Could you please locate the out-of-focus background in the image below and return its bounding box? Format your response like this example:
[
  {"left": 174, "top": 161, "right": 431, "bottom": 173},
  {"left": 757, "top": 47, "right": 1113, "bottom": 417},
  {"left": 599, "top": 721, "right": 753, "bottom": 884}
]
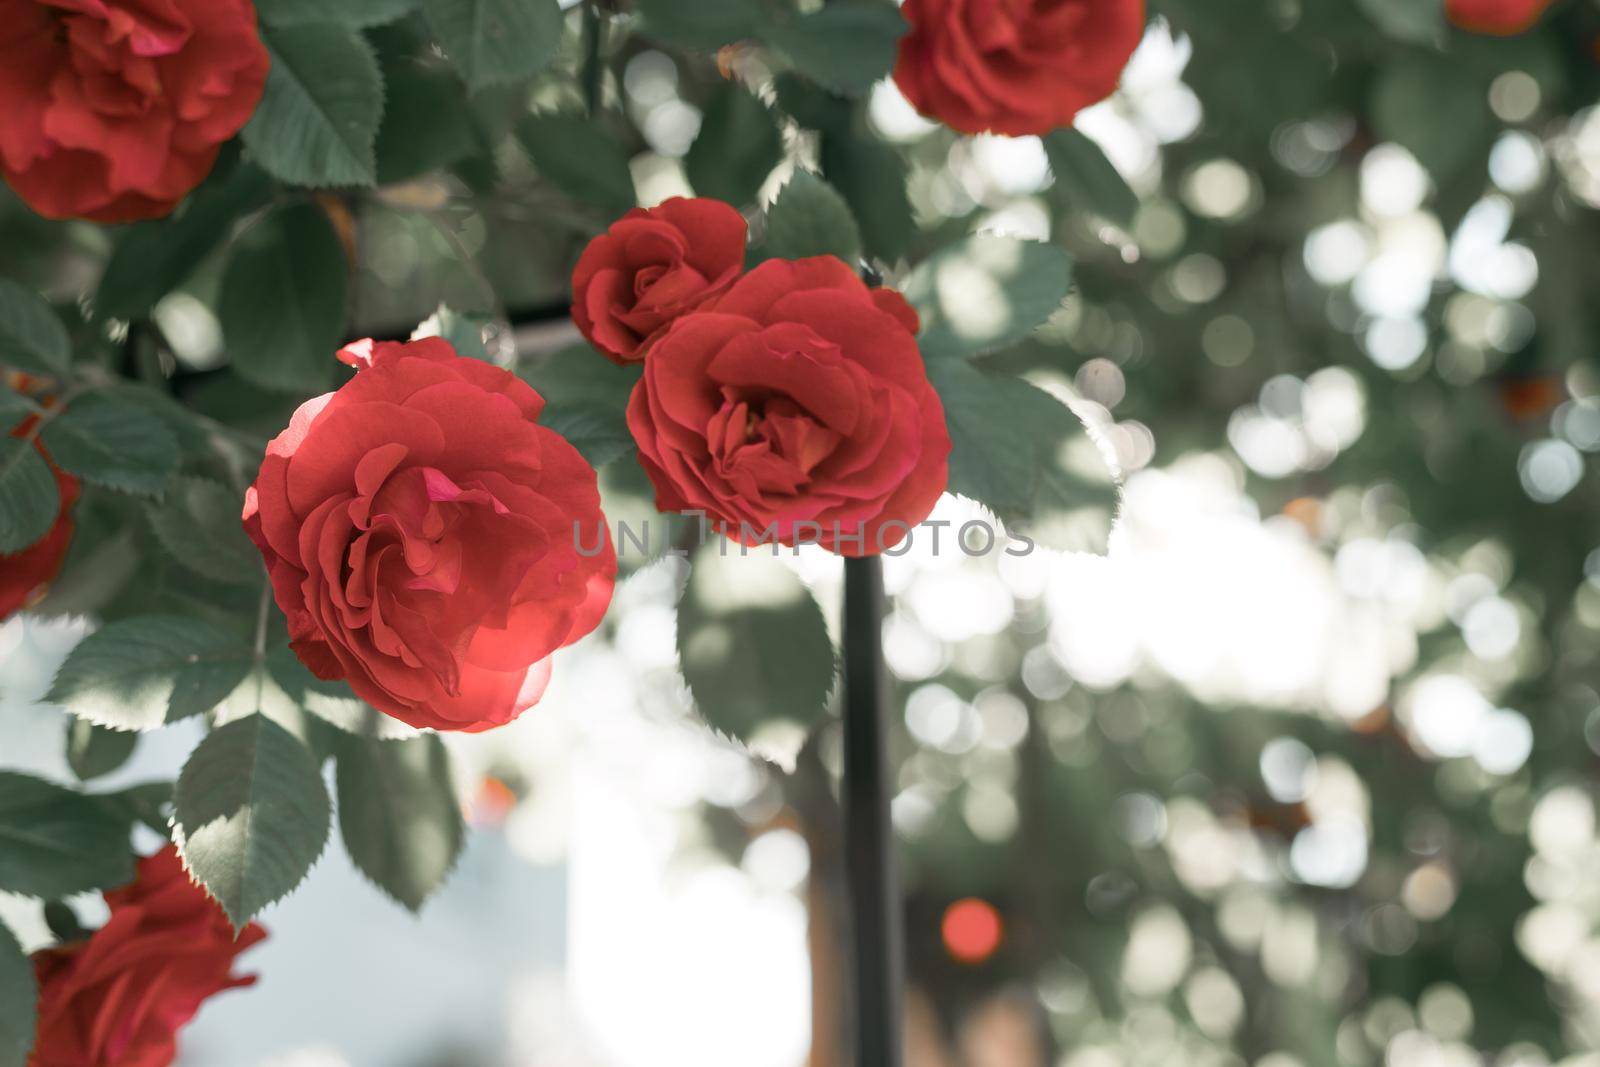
[{"left": 8, "top": 0, "right": 1600, "bottom": 1064}]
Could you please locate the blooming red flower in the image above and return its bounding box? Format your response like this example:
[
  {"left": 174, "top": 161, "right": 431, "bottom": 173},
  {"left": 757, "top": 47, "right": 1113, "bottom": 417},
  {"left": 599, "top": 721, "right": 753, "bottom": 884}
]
[
  {"left": 244, "top": 337, "right": 616, "bottom": 733},
  {"left": 0, "top": 0, "right": 270, "bottom": 222},
  {"left": 29, "top": 846, "right": 264, "bottom": 1067},
  {"left": 1, "top": 396, "right": 79, "bottom": 620},
  {"left": 893, "top": 0, "right": 1145, "bottom": 136},
  {"left": 626, "top": 257, "right": 950, "bottom": 556},
  {"left": 1445, "top": 0, "right": 1554, "bottom": 34},
  {"left": 571, "top": 197, "right": 748, "bottom": 365}
]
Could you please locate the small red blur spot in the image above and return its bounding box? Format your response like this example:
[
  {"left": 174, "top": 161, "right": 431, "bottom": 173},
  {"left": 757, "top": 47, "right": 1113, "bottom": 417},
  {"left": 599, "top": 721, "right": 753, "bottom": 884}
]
[
  {"left": 470, "top": 775, "right": 518, "bottom": 827},
  {"left": 942, "top": 898, "right": 1003, "bottom": 964},
  {"left": 1498, "top": 376, "right": 1563, "bottom": 421}
]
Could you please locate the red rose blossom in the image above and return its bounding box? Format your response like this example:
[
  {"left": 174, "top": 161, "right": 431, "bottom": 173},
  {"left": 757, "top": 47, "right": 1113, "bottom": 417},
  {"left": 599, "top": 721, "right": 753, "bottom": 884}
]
[
  {"left": 1, "top": 400, "right": 79, "bottom": 620},
  {"left": 0, "top": 0, "right": 270, "bottom": 222},
  {"left": 626, "top": 256, "right": 950, "bottom": 556},
  {"left": 1445, "top": 0, "right": 1553, "bottom": 34},
  {"left": 29, "top": 846, "right": 265, "bottom": 1067},
  {"left": 243, "top": 337, "right": 616, "bottom": 733},
  {"left": 571, "top": 196, "right": 748, "bottom": 365},
  {"left": 893, "top": 0, "right": 1145, "bottom": 136}
]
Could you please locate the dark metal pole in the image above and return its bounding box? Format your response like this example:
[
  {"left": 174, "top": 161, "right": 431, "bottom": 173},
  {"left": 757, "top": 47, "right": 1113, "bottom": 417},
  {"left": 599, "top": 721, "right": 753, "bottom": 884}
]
[
  {"left": 841, "top": 554, "right": 903, "bottom": 1067},
  {"left": 581, "top": 1, "right": 604, "bottom": 117}
]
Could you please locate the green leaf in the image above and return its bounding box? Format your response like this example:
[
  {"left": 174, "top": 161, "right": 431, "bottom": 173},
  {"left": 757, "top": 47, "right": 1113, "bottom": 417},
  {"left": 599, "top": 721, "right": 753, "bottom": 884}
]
[
  {"left": 220, "top": 203, "right": 348, "bottom": 394},
  {"left": 517, "top": 113, "right": 637, "bottom": 217},
  {"left": 820, "top": 132, "right": 915, "bottom": 261},
  {"left": 47, "top": 615, "right": 256, "bottom": 731},
  {"left": 96, "top": 162, "right": 274, "bottom": 322},
  {"left": 765, "top": 4, "right": 907, "bottom": 98},
  {"left": 928, "top": 360, "right": 1117, "bottom": 554},
  {"left": 0, "top": 920, "right": 36, "bottom": 1067},
  {"left": 687, "top": 83, "right": 784, "bottom": 207},
  {"left": 336, "top": 733, "right": 464, "bottom": 911},
  {"left": 242, "top": 24, "right": 385, "bottom": 187},
  {"left": 67, "top": 719, "right": 139, "bottom": 781},
  {"left": 903, "top": 234, "right": 1074, "bottom": 361},
  {"left": 763, "top": 170, "right": 861, "bottom": 265},
  {"left": 541, "top": 402, "right": 635, "bottom": 468},
  {"left": 422, "top": 0, "right": 563, "bottom": 92},
  {"left": 677, "top": 548, "right": 837, "bottom": 743},
  {"left": 634, "top": 0, "right": 766, "bottom": 49},
  {"left": 174, "top": 713, "right": 332, "bottom": 928},
  {"left": 1044, "top": 129, "right": 1139, "bottom": 228},
  {"left": 928, "top": 359, "right": 1035, "bottom": 516},
  {"left": 39, "top": 395, "right": 178, "bottom": 496},
  {"left": 375, "top": 61, "right": 480, "bottom": 185},
  {"left": 0, "top": 280, "right": 70, "bottom": 377},
  {"left": 256, "top": 0, "right": 418, "bottom": 27},
  {"left": 0, "top": 771, "right": 135, "bottom": 898},
  {"left": 96, "top": 381, "right": 216, "bottom": 455},
  {"left": 0, "top": 438, "right": 59, "bottom": 554},
  {"left": 147, "top": 477, "right": 258, "bottom": 585}
]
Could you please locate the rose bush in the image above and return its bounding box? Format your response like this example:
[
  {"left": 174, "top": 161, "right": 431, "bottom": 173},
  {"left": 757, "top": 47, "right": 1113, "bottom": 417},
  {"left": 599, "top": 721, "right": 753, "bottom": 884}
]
[
  {"left": 626, "top": 256, "right": 950, "bottom": 556},
  {"left": 893, "top": 0, "right": 1145, "bottom": 136},
  {"left": 28, "top": 846, "right": 264, "bottom": 1067},
  {"left": 0, "top": 0, "right": 269, "bottom": 222},
  {"left": 243, "top": 337, "right": 616, "bottom": 733},
  {"left": 570, "top": 197, "right": 748, "bottom": 365},
  {"left": 1444, "top": 0, "right": 1553, "bottom": 33},
  {"left": 0, "top": 0, "right": 1129, "bottom": 1038}
]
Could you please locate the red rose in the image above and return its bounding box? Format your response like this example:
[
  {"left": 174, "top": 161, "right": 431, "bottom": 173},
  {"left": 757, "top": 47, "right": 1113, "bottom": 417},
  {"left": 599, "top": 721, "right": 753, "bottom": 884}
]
[
  {"left": 1, "top": 402, "right": 79, "bottom": 620},
  {"left": 29, "top": 846, "right": 265, "bottom": 1067},
  {"left": 571, "top": 197, "right": 748, "bottom": 365},
  {"left": 1445, "top": 0, "right": 1553, "bottom": 33},
  {"left": 626, "top": 257, "right": 950, "bottom": 556},
  {"left": 893, "top": 0, "right": 1145, "bottom": 136},
  {"left": 0, "top": 0, "right": 270, "bottom": 223},
  {"left": 243, "top": 337, "right": 616, "bottom": 733}
]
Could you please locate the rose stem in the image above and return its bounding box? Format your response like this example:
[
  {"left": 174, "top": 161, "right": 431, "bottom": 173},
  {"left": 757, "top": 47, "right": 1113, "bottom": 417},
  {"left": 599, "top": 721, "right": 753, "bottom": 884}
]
[{"left": 842, "top": 553, "right": 904, "bottom": 1067}]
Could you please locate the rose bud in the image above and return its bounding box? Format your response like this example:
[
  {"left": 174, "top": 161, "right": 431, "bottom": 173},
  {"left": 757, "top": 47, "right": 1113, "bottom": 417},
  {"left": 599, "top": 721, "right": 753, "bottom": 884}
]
[
  {"left": 626, "top": 256, "right": 951, "bottom": 556},
  {"left": 893, "top": 0, "right": 1145, "bottom": 136},
  {"left": 243, "top": 337, "right": 617, "bottom": 733},
  {"left": 0, "top": 0, "right": 270, "bottom": 222},
  {"left": 571, "top": 196, "right": 748, "bottom": 365},
  {"left": 29, "top": 846, "right": 265, "bottom": 1067}
]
